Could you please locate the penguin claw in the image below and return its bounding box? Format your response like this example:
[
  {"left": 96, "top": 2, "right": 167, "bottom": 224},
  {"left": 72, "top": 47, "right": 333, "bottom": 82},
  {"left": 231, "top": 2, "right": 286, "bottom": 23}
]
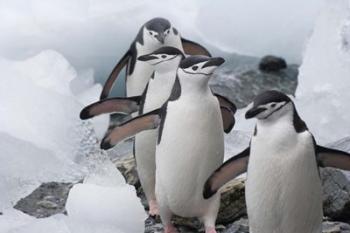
[
  {"left": 148, "top": 200, "right": 160, "bottom": 216},
  {"left": 205, "top": 227, "right": 217, "bottom": 233},
  {"left": 164, "top": 224, "right": 178, "bottom": 233}
]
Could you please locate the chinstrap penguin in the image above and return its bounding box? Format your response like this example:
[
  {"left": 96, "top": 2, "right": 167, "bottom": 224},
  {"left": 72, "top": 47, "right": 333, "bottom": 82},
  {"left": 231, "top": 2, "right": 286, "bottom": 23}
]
[
  {"left": 79, "top": 50, "right": 236, "bottom": 218},
  {"left": 203, "top": 90, "right": 350, "bottom": 233},
  {"left": 100, "top": 17, "right": 211, "bottom": 100},
  {"left": 99, "top": 56, "right": 229, "bottom": 233}
]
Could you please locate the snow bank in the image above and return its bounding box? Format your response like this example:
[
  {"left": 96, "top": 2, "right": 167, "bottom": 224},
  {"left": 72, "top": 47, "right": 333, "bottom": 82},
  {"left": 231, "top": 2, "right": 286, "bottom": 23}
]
[{"left": 296, "top": 0, "right": 350, "bottom": 144}]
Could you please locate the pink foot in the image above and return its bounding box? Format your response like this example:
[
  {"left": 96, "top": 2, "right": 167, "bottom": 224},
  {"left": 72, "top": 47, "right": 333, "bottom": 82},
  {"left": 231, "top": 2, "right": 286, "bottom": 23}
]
[
  {"left": 164, "top": 224, "right": 179, "bottom": 233},
  {"left": 148, "top": 200, "right": 159, "bottom": 216},
  {"left": 205, "top": 226, "right": 217, "bottom": 233}
]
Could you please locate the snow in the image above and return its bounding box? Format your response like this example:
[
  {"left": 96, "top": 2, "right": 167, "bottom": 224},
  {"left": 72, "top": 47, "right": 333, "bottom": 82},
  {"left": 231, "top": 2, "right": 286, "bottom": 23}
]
[
  {"left": 0, "top": 50, "right": 144, "bottom": 233},
  {"left": 296, "top": 0, "right": 350, "bottom": 144}
]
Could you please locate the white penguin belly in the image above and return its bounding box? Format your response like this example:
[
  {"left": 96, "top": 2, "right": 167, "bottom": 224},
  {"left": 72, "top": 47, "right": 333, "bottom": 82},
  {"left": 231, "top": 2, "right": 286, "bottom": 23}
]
[
  {"left": 246, "top": 129, "right": 322, "bottom": 233},
  {"left": 134, "top": 73, "right": 177, "bottom": 200},
  {"left": 126, "top": 62, "right": 153, "bottom": 97},
  {"left": 155, "top": 96, "right": 224, "bottom": 217}
]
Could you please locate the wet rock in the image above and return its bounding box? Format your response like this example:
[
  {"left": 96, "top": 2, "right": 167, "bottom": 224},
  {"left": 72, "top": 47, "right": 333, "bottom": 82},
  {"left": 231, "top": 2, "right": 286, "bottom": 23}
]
[
  {"left": 259, "top": 55, "right": 287, "bottom": 72},
  {"left": 210, "top": 53, "right": 298, "bottom": 108},
  {"left": 217, "top": 179, "right": 246, "bottom": 224},
  {"left": 14, "top": 182, "right": 74, "bottom": 218},
  {"left": 322, "top": 168, "right": 350, "bottom": 222},
  {"left": 322, "top": 221, "right": 350, "bottom": 233}
]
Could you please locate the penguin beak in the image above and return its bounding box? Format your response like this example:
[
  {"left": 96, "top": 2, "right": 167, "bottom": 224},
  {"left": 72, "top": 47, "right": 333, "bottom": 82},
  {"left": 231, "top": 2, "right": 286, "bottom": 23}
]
[
  {"left": 138, "top": 54, "right": 158, "bottom": 62},
  {"left": 245, "top": 107, "right": 266, "bottom": 119},
  {"left": 202, "top": 57, "right": 225, "bottom": 68},
  {"left": 156, "top": 33, "right": 165, "bottom": 44}
]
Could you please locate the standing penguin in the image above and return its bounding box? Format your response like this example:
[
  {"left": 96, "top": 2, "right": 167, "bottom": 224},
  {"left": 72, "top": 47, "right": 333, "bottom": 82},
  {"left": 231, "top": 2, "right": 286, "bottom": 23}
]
[
  {"left": 99, "top": 56, "right": 228, "bottom": 233},
  {"left": 80, "top": 51, "right": 236, "bottom": 218},
  {"left": 203, "top": 90, "right": 350, "bottom": 233},
  {"left": 100, "top": 17, "right": 211, "bottom": 100},
  {"left": 131, "top": 46, "right": 185, "bottom": 216}
]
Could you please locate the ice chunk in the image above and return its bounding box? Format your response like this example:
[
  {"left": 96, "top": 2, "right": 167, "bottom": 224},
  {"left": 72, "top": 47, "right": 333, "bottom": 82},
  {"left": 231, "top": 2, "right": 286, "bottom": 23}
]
[
  {"left": 0, "top": 132, "right": 82, "bottom": 210},
  {"left": 66, "top": 183, "right": 145, "bottom": 233},
  {"left": 296, "top": 0, "right": 350, "bottom": 144}
]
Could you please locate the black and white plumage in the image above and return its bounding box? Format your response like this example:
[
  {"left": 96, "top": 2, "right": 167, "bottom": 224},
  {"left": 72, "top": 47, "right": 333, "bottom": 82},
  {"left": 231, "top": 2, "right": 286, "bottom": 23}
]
[
  {"left": 98, "top": 56, "right": 229, "bottom": 233},
  {"left": 203, "top": 90, "right": 350, "bottom": 233},
  {"left": 100, "top": 17, "right": 211, "bottom": 100}
]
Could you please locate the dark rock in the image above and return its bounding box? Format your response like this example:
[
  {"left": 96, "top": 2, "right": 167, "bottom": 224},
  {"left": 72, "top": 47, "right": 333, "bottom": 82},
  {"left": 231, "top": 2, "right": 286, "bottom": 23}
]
[
  {"left": 210, "top": 53, "right": 298, "bottom": 108},
  {"left": 322, "top": 168, "right": 350, "bottom": 222},
  {"left": 322, "top": 221, "right": 350, "bottom": 233},
  {"left": 259, "top": 55, "right": 287, "bottom": 72},
  {"left": 14, "top": 182, "right": 74, "bottom": 218}
]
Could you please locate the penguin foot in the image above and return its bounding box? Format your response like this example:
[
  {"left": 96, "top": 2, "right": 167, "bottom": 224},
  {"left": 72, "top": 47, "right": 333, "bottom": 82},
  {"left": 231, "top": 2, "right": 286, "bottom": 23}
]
[
  {"left": 205, "top": 226, "right": 217, "bottom": 233},
  {"left": 164, "top": 224, "right": 178, "bottom": 233},
  {"left": 148, "top": 199, "right": 160, "bottom": 216}
]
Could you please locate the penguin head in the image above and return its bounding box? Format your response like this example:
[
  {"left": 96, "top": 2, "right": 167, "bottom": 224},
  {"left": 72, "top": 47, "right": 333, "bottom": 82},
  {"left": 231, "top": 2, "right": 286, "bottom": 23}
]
[
  {"left": 177, "top": 56, "right": 225, "bottom": 83},
  {"left": 143, "top": 17, "right": 175, "bottom": 45},
  {"left": 138, "top": 46, "right": 184, "bottom": 72},
  {"left": 245, "top": 90, "right": 293, "bottom": 120}
]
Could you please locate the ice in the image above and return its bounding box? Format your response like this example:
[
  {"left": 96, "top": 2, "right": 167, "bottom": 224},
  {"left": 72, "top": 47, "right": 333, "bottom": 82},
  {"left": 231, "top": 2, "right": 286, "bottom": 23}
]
[
  {"left": 0, "top": 0, "right": 325, "bottom": 89},
  {"left": 0, "top": 132, "right": 80, "bottom": 210},
  {"left": 196, "top": 0, "right": 324, "bottom": 64},
  {"left": 0, "top": 50, "right": 141, "bottom": 233},
  {"left": 66, "top": 183, "right": 145, "bottom": 233},
  {"left": 296, "top": 0, "right": 350, "bottom": 144}
]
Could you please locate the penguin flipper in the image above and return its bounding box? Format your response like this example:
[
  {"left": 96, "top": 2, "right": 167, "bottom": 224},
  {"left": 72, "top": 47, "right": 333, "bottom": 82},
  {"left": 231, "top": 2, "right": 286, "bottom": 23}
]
[
  {"left": 316, "top": 145, "right": 350, "bottom": 170},
  {"left": 203, "top": 147, "right": 250, "bottom": 199},
  {"left": 214, "top": 93, "right": 237, "bottom": 133},
  {"left": 181, "top": 38, "right": 211, "bottom": 57},
  {"left": 80, "top": 96, "right": 142, "bottom": 120},
  {"left": 100, "top": 109, "right": 163, "bottom": 150},
  {"left": 100, "top": 50, "right": 131, "bottom": 100}
]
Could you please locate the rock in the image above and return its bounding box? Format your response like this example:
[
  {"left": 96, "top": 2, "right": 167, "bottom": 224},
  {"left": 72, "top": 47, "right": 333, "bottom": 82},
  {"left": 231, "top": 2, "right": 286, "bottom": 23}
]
[
  {"left": 14, "top": 182, "right": 74, "bottom": 218},
  {"left": 322, "top": 137, "right": 350, "bottom": 222},
  {"left": 223, "top": 218, "right": 350, "bottom": 233},
  {"left": 322, "top": 221, "right": 350, "bottom": 233},
  {"left": 259, "top": 55, "right": 287, "bottom": 72},
  {"left": 210, "top": 53, "right": 298, "bottom": 108},
  {"left": 217, "top": 179, "right": 246, "bottom": 224},
  {"left": 223, "top": 218, "right": 249, "bottom": 233},
  {"left": 322, "top": 168, "right": 350, "bottom": 222}
]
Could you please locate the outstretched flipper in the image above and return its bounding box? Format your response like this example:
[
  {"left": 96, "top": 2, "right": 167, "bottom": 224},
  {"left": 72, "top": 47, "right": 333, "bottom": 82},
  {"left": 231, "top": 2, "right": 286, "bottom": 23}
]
[
  {"left": 214, "top": 94, "right": 237, "bottom": 133},
  {"left": 100, "top": 108, "right": 164, "bottom": 150},
  {"left": 203, "top": 147, "right": 250, "bottom": 199},
  {"left": 100, "top": 50, "right": 131, "bottom": 100},
  {"left": 80, "top": 96, "right": 141, "bottom": 120},
  {"left": 181, "top": 38, "right": 211, "bottom": 57},
  {"left": 316, "top": 145, "right": 350, "bottom": 170}
]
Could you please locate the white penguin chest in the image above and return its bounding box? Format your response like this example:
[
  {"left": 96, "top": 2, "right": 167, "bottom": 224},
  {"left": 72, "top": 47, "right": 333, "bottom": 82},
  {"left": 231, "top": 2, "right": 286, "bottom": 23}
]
[
  {"left": 155, "top": 94, "right": 224, "bottom": 216},
  {"left": 143, "top": 73, "right": 176, "bottom": 112},
  {"left": 246, "top": 122, "right": 323, "bottom": 233}
]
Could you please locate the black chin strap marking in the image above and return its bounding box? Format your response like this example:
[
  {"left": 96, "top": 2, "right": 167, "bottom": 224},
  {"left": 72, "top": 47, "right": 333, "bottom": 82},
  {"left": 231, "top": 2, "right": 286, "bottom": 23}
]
[{"left": 262, "top": 102, "right": 287, "bottom": 120}]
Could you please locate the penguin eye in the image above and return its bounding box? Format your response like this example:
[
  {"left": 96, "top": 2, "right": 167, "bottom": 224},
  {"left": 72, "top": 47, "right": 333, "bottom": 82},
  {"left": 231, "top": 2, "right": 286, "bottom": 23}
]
[
  {"left": 161, "top": 55, "right": 167, "bottom": 59},
  {"left": 165, "top": 29, "right": 170, "bottom": 34},
  {"left": 149, "top": 31, "right": 153, "bottom": 36},
  {"left": 271, "top": 103, "right": 276, "bottom": 108},
  {"left": 192, "top": 66, "right": 198, "bottom": 71}
]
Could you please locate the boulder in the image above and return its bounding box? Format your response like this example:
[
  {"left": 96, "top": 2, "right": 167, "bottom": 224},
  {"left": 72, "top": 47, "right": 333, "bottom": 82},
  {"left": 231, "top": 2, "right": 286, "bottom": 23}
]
[
  {"left": 210, "top": 53, "right": 298, "bottom": 108},
  {"left": 259, "top": 55, "right": 287, "bottom": 72}
]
